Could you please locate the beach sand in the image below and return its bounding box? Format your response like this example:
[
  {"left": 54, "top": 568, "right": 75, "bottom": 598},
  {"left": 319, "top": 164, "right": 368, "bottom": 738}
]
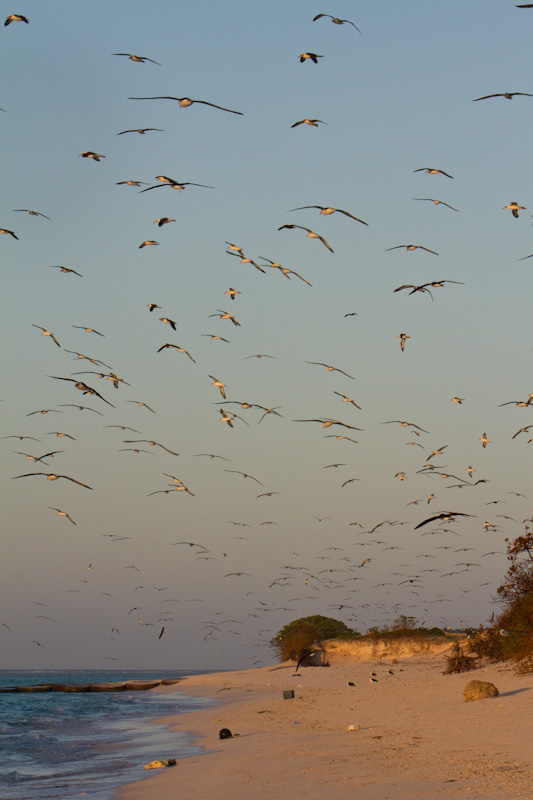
[{"left": 118, "top": 651, "right": 533, "bottom": 800}]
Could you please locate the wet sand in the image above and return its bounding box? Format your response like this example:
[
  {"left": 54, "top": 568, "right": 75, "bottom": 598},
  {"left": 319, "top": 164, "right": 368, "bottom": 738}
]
[{"left": 118, "top": 653, "right": 533, "bottom": 799}]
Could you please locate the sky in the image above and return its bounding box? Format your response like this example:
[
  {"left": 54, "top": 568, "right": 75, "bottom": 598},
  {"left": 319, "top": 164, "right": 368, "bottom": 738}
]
[{"left": 1, "top": 0, "right": 532, "bottom": 671}]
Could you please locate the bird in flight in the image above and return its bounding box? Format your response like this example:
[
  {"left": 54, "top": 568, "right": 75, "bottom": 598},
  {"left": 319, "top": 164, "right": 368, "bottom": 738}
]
[
  {"left": 117, "top": 128, "right": 163, "bottom": 135},
  {"left": 48, "top": 507, "right": 76, "bottom": 525},
  {"left": 397, "top": 333, "right": 410, "bottom": 351},
  {"left": 306, "top": 361, "right": 356, "bottom": 380},
  {"left": 298, "top": 53, "right": 324, "bottom": 63},
  {"left": 209, "top": 309, "right": 241, "bottom": 326},
  {"left": 209, "top": 376, "right": 227, "bottom": 399},
  {"left": 1, "top": 228, "right": 19, "bottom": 239},
  {"left": 14, "top": 209, "right": 51, "bottom": 219},
  {"left": 48, "top": 377, "right": 115, "bottom": 407},
  {"left": 140, "top": 179, "right": 214, "bottom": 193},
  {"left": 154, "top": 217, "right": 175, "bottom": 227},
  {"left": 473, "top": 91, "right": 533, "bottom": 101},
  {"left": 126, "top": 401, "right": 155, "bottom": 412},
  {"left": 413, "top": 168, "right": 454, "bottom": 178},
  {"left": 386, "top": 244, "right": 438, "bottom": 255},
  {"left": 157, "top": 344, "right": 196, "bottom": 362},
  {"left": 414, "top": 511, "right": 474, "bottom": 529},
  {"left": 124, "top": 440, "right": 179, "bottom": 455},
  {"left": 278, "top": 224, "right": 333, "bottom": 252},
  {"left": 293, "top": 418, "right": 363, "bottom": 430},
  {"left": 117, "top": 180, "right": 149, "bottom": 186},
  {"left": 32, "top": 325, "right": 61, "bottom": 347},
  {"left": 128, "top": 96, "right": 243, "bottom": 114},
  {"left": 479, "top": 432, "right": 491, "bottom": 448},
  {"left": 224, "top": 470, "right": 264, "bottom": 486},
  {"left": 313, "top": 14, "right": 361, "bottom": 33},
  {"left": 160, "top": 317, "right": 177, "bottom": 330},
  {"left": 412, "top": 198, "right": 459, "bottom": 211},
  {"left": 333, "top": 391, "right": 361, "bottom": 408},
  {"left": 291, "top": 119, "right": 327, "bottom": 128},
  {"left": 51, "top": 266, "right": 83, "bottom": 276},
  {"left": 503, "top": 202, "right": 526, "bottom": 218},
  {"left": 79, "top": 152, "right": 105, "bottom": 161},
  {"left": 14, "top": 450, "right": 64, "bottom": 465},
  {"left": 5, "top": 14, "right": 29, "bottom": 25},
  {"left": 113, "top": 53, "right": 160, "bottom": 64},
  {"left": 382, "top": 420, "right": 429, "bottom": 432},
  {"left": 288, "top": 205, "right": 368, "bottom": 225},
  {"left": 72, "top": 326, "right": 104, "bottom": 336},
  {"left": 12, "top": 473, "right": 93, "bottom": 489},
  {"left": 394, "top": 280, "right": 464, "bottom": 300},
  {"left": 139, "top": 240, "right": 159, "bottom": 248}
]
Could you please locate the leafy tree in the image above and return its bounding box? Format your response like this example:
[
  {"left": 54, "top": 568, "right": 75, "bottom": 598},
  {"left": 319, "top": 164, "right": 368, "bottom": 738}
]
[
  {"left": 485, "top": 522, "right": 533, "bottom": 671},
  {"left": 497, "top": 524, "right": 533, "bottom": 604},
  {"left": 270, "top": 615, "right": 359, "bottom": 663}
]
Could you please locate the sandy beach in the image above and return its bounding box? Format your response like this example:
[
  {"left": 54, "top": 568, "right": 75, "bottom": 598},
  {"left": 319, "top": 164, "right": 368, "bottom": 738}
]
[{"left": 118, "top": 648, "right": 532, "bottom": 800}]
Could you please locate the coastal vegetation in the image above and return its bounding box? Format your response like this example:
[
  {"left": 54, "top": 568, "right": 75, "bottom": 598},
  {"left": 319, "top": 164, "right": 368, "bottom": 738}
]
[
  {"left": 466, "top": 524, "right": 533, "bottom": 673},
  {"left": 269, "top": 615, "right": 359, "bottom": 663},
  {"left": 365, "top": 615, "right": 444, "bottom": 639},
  {"left": 270, "top": 614, "right": 447, "bottom": 664}
]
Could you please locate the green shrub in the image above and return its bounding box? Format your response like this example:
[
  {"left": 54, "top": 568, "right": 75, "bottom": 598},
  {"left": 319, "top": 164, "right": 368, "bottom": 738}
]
[
  {"left": 270, "top": 615, "right": 359, "bottom": 663},
  {"left": 365, "top": 616, "right": 444, "bottom": 640}
]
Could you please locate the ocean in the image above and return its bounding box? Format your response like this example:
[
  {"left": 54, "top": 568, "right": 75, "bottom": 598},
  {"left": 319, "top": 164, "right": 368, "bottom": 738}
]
[{"left": 0, "top": 669, "right": 216, "bottom": 800}]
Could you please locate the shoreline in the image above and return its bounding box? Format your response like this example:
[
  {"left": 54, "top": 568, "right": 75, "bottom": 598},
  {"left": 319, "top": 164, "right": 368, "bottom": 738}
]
[{"left": 117, "top": 653, "right": 533, "bottom": 800}]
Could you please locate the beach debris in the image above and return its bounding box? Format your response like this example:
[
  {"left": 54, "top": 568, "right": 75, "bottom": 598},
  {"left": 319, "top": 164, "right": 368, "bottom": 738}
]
[
  {"left": 463, "top": 680, "right": 499, "bottom": 702},
  {"left": 283, "top": 689, "right": 295, "bottom": 699},
  {"left": 347, "top": 724, "right": 359, "bottom": 731},
  {"left": 443, "top": 641, "right": 478, "bottom": 674},
  {"left": 219, "top": 728, "right": 233, "bottom": 739},
  {"left": 143, "top": 758, "right": 176, "bottom": 769}
]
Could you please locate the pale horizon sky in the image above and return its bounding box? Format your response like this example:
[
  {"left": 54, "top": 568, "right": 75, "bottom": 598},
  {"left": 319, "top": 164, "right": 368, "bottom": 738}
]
[{"left": 1, "top": 0, "right": 532, "bottom": 671}]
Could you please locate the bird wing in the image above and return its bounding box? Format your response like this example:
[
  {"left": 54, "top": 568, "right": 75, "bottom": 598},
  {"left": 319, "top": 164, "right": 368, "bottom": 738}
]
[{"left": 336, "top": 209, "right": 368, "bottom": 225}]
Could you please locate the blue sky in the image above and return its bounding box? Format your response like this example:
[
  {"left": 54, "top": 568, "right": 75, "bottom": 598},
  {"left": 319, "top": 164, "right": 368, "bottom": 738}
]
[{"left": 1, "top": 0, "right": 532, "bottom": 669}]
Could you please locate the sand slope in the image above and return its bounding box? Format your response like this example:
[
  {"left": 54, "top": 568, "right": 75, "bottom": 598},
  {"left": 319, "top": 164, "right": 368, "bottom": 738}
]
[{"left": 119, "top": 653, "right": 533, "bottom": 800}]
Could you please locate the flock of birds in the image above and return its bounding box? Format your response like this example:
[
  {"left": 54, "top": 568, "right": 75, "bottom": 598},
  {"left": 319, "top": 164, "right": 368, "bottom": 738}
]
[{"left": 2, "top": 5, "right": 532, "bottom": 668}]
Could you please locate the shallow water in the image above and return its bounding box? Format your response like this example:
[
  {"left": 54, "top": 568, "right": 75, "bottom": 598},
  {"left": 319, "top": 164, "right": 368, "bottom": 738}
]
[{"left": 0, "top": 669, "right": 215, "bottom": 800}]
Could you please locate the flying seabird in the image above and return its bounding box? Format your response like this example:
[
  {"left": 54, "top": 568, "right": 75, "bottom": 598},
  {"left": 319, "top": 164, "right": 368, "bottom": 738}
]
[
  {"left": 503, "top": 202, "right": 526, "bottom": 218},
  {"left": 291, "top": 119, "right": 327, "bottom": 128},
  {"left": 288, "top": 205, "right": 368, "bottom": 225},
  {"left": 414, "top": 512, "right": 473, "bottom": 529},
  {"left": 51, "top": 266, "right": 83, "bottom": 276},
  {"left": 278, "top": 224, "right": 334, "bottom": 252},
  {"left": 412, "top": 198, "right": 459, "bottom": 211},
  {"left": 5, "top": 14, "right": 29, "bottom": 25},
  {"left": 128, "top": 96, "right": 243, "bottom": 114},
  {"left": 13, "top": 209, "right": 51, "bottom": 219},
  {"left": 32, "top": 325, "right": 61, "bottom": 347},
  {"left": 79, "top": 152, "right": 105, "bottom": 161},
  {"left": 313, "top": 14, "right": 361, "bottom": 32},
  {"left": 298, "top": 53, "right": 324, "bottom": 63},
  {"left": 12, "top": 473, "right": 93, "bottom": 489},
  {"left": 113, "top": 53, "right": 161, "bottom": 64},
  {"left": 473, "top": 92, "right": 533, "bottom": 101},
  {"left": 306, "top": 361, "right": 356, "bottom": 380},
  {"left": 386, "top": 244, "right": 438, "bottom": 254},
  {"left": 413, "top": 168, "right": 454, "bottom": 178},
  {"left": 117, "top": 128, "right": 163, "bottom": 135}
]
